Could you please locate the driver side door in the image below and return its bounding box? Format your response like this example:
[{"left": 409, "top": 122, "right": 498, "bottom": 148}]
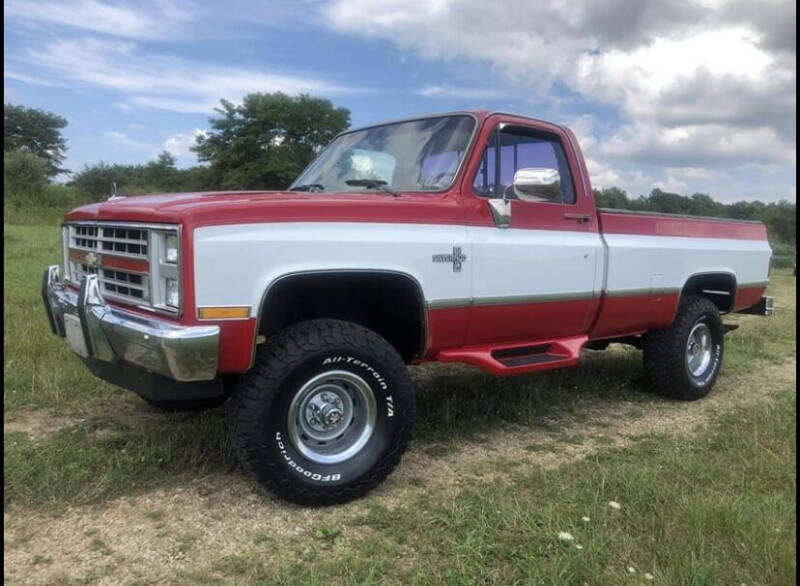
[{"left": 464, "top": 117, "right": 603, "bottom": 347}]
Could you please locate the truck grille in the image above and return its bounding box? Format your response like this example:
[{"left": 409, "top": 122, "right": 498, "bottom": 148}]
[
  {"left": 68, "top": 261, "right": 149, "bottom": 304},
  {"left": 64, "top": 222, "right": 180, "bottom": 314},
  {"left": 70, "top": 225, "right": 148, "bottom": 258}
]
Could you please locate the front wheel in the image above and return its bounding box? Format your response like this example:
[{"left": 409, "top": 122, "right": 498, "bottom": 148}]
[
  {"left": 642, "top": 295, "right": 724, "bottom": 401},
  {"left": 232, "top": 319, "right": 416, "bottom": 505}
]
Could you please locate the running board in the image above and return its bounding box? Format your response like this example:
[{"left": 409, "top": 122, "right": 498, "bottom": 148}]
[{"left": 437, "top": 335, "right": 588, "bottom": 376}]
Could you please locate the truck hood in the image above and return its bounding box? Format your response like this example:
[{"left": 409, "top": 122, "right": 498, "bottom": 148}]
[{"left": 65, "top": 189, "right": 464, "bottom": 227}]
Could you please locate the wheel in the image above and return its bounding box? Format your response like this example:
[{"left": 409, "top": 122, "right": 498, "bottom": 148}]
[
  {"left": 232, "top": 319, "right": 416, "bottom": 505},
  {"left": 141, "top": 394, "right": 230, "bottom": 412},
  {"left": 642, "top": 295, "right": 724, "bottom": 401}
]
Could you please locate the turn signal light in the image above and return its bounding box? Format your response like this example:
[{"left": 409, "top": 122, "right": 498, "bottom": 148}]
[{"left": 197, "top": 306, "right": 250, "bottom": 319}]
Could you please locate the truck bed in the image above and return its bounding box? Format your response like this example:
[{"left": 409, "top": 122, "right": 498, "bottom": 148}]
[{"left": 589, "top": 208, "right": 771, "bottom": 339}]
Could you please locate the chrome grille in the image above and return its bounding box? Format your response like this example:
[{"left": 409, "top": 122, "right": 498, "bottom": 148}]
[
  {"left": 70, "top": 225, "right": 148, "bottom": 258},
  {"left": 64, "top": 221, "right": 180, "bottom": 314},
  {"left": 68, "top": 261, "right": 149, "bottom": 304},
  {"left": 100, "top": 268, "right": 149, "bottom": 302}
]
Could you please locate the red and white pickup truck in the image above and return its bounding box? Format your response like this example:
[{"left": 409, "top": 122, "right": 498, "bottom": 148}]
[{"left": 43, "top": 110, "right": 773, "bottom": 504}]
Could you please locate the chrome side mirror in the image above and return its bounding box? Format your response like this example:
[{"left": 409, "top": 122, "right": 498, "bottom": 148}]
[{"left": 509, "top": 167, "right": 560, "bottom": 202}]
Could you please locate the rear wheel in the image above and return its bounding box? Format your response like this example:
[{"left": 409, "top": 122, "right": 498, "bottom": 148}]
[
  {"left": 642, "top": 295, "right": 724, "bottom": 401},
  {"left": 232, "top": 319, "right": 415, "bottom": 505}
]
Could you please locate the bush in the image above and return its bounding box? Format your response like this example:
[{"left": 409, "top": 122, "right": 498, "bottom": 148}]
[
  {"left": 4, "top": 149, "right": 48, "bottom": 199},
  {"left": 3, "top": 184, "right": 91, "bottom": 225}
]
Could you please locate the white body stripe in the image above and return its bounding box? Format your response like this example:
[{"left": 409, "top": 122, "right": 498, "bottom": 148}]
[
  {"left": 602, "top": 233, "right": 771, "bottom": 294},
  {"left": 194, "top": 223, "right": 470, "bottom": 314},
  {"left": 193, "top": 222, "right": 771, "bottom": 315},
  {"left": 467, "top": 227, "right": 604, "bottom": 300}
]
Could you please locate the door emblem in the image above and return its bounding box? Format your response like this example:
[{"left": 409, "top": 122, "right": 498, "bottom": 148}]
[{"left": 432, "top": 246, "right": 467, "bottom": 272}]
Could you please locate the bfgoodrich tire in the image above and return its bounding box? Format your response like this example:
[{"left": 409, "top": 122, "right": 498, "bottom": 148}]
[
  {"left": 642, "top": 295, "right": 724, "bottom": 401},
  {"left": 232, "top": 319, "right": 416, "bottom": 505}
]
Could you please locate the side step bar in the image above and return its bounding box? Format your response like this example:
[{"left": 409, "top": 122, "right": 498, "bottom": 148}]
[{"left": 437, "top": 335, "right": 587, "bottom": 376}]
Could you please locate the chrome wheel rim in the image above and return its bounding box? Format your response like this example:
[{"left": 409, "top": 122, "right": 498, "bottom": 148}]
[
  {"left": 287, "top": 370, "right": 377, "bottom": 464},
  {"left": 686, "top": 323, "right": 713, "bottom": 377}
]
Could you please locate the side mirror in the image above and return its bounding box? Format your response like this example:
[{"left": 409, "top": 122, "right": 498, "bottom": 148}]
[{"left": 509, "top": 167, "right": 560, "bottom": 202}]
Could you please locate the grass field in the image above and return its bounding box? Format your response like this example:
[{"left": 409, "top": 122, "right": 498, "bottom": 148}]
[{"left": 4, "top": 222, "right": 797, "bottom": 585}]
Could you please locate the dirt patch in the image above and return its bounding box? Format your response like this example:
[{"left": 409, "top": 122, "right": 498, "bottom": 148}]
[
  {"left": 3, "top": 411, "right": 84, "bottom": 439},
  {"left": 4, "top": 358, "right": 795, "bottom": 586}
]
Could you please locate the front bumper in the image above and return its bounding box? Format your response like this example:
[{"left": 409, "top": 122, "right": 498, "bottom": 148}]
[{"left": 42, "top": 265, "right": 220, "bottom": 383}]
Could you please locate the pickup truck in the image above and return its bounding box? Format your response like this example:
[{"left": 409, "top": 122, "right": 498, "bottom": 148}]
[{"left": 42, "top": 110, "right": 773, "bottom": 505}]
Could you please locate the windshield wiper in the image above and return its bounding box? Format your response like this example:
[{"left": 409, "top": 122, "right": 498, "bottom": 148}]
[
  {"left": 289, "top": 183, "right": 325, "bottom": 192},
  {"left": 345, "top": 179, "right": 399, "bottom": 197}
]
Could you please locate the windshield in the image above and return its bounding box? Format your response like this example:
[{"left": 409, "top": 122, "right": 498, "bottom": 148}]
[{"left": 291, "top": 115, "right": 476, "bottom": 193}]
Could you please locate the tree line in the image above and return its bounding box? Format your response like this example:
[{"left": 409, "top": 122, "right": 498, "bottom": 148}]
[{"left": 3, "top": 95, "right": 795, "bottom": 250}]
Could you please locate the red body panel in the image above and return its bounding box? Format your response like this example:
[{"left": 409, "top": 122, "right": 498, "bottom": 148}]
[
  {"left": 464, "top": 298, "right": 601, "bottom": 347},
  {"left": 733, "top": 285, "right": 768, "bottom": 312},
  {"left": 588, "top": 293, "right": 680, "bottom": 339},
  {"left": 599, "top": 209, "right": 768, "bottom": 240},
  {"left": 63, "top": 110, "right": 770, "bottom": 376}
]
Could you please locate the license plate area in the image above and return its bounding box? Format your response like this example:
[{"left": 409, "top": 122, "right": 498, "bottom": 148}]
[{"left": 63, "top": 314, "right": 89, "bottom": 358}]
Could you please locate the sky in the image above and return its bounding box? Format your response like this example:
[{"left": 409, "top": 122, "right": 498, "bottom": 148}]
[{"left": 3, "top": 0, "right": 796, "bottom": 203}]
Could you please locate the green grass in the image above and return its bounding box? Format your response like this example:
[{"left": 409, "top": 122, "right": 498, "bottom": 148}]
[
  {"left": 4, "top": 224, "right": 127, "bottom": 413},
  {"left": 192, "top": 387, "right": 794, "bottom": 586}
]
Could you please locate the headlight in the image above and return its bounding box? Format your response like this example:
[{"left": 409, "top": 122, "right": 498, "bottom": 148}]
[
  {"left": 61, "top": 225, "right": 71, "bottom": 281},
  {"left": 165, "top": 278, "right": 180, "bottom": 308},
  {"left": 165, "top": 234, "right": 179, "bottom": 264}
]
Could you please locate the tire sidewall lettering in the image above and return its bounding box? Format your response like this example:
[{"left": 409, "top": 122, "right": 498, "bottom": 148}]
[
  {"left": 271, "top": 353, "right": 397, "bottom": 484},
  {"left": 274, "top": 431, "right": 341, "bottom": 482}
]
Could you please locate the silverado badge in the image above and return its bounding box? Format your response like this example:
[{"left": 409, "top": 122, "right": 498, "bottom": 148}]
[{"left": 432, "top": 246, "right": 466, "bottom": 272}]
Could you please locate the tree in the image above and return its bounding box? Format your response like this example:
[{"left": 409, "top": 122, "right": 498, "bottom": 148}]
[
  {"left": 4, "top": 104, "right": 68, "bottom": 177},
  {"left": 193, "top": 92, "right": 350, "bottom": 190},
  {"left": 4, "top": 149, "right": 48, "bottom": 198},
  {"left": 594, "top": 186, "right": 629, "bottom": 209}
]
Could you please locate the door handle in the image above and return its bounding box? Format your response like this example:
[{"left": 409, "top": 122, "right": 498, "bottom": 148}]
[{"left": 563, "top": 213, "right": 592, "bottom": 224}]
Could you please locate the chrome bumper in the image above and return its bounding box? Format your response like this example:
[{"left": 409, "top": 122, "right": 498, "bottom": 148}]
[
  {"left": 42, "top": 265, "right": 220, "bottom": 382},
  {"left": 736, "top": 295, "right": 774, "bottom": 317}
]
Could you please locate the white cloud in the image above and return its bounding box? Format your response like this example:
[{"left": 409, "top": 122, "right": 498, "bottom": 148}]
[
  {"left": 4, "top": 71, "right": 69, "bottom": 87},
  {"left": 4, "top": 0, "right": 197, "bottom": 40},
  {"left": 415, "top": 85, "right": 504, "bottom": 99},
  {"left": 599, "top": 122, "right": 794, "bottom": 166},
  {"left": 22, "top": 37, "right": 366, "bottom": 114},
  {"left": 103, "top": 130, "right": 159, "bottom": 154},
  {"left": 325, "top": 0, "right": 796, "bottom": 188},
  {"left": 652, "top": 176, "right": 690, "bottom": 193},
  {"left": 163, "top": 128, "right": 207, "bottom": 162}
]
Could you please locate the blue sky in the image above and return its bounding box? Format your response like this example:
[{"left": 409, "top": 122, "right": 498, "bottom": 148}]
[{"left": 4, "top": 0, "right": 796, "bottom": 203}]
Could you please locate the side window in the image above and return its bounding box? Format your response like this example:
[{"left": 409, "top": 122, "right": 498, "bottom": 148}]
[{"left": 472, "top": 126, "right": 576, "bottom": 204}]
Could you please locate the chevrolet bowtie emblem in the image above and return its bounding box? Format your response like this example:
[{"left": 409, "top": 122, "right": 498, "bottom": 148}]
[
  {"left": 85, "top": 252, "right": 101, "bottom": 268},
  {"left": 432, "top": 246, "right": 467, "bottom": 272}
]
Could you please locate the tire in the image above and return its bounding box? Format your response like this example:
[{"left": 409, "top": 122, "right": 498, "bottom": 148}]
[
  {"left": 232, "top": 319, "right": 416, "bottom": 505},
  {"left": 642, "top": 295, "right": 724, "bottom": 401}
]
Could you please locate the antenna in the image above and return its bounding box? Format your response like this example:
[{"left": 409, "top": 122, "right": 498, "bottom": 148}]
[{"left": 107, "top": 181, "right": 125, "bottom": 201}]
